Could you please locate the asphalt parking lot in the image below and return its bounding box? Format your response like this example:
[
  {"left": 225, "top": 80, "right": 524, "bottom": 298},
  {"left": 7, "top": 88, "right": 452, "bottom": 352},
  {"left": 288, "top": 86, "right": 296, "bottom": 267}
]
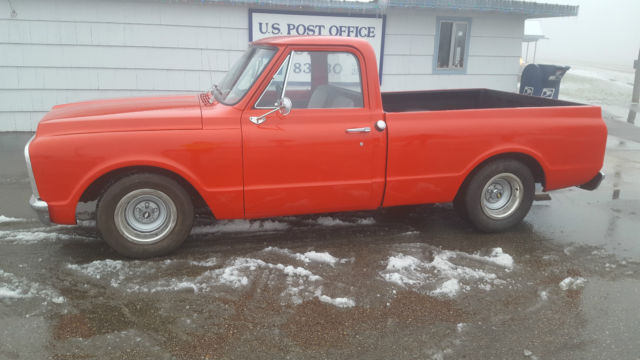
[{"left": 1, "top": 127, "right": 639, "bottom": 360}]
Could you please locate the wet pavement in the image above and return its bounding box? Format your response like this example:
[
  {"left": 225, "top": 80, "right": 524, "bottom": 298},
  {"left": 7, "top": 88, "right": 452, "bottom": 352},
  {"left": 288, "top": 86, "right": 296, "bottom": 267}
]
[{"left": 1, "top": 132, "right": 640, "bottom": 359}]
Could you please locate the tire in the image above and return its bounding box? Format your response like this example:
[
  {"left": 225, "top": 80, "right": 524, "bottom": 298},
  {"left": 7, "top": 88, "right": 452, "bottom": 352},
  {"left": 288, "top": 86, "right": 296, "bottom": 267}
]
[
  {"left": 459, "top": 159, "right": 534, "bottom": 232},
  {"left": 96, "top": 173, "right": 194, "bottom": 258}
]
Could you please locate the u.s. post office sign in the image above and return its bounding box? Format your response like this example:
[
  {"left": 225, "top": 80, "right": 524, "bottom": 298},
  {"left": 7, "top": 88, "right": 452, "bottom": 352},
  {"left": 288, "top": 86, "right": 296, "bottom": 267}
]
[{"left": 249, "top": 10, "right": 386, "bottom": 82}]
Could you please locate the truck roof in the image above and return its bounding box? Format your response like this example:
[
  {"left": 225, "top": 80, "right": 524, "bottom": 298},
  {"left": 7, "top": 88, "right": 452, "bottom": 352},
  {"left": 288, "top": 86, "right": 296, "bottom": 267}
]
[{"left": 253, "top": 35, "right": 372, "bottom": 49}]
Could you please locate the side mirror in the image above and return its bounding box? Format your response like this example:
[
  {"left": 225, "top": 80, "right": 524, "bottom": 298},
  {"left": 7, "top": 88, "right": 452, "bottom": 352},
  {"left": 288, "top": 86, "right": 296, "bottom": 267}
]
[
  {"left": 279, "top": 97, "right": 292, "bottom": 116},
  {"left": 250, "top": 97, "right": 292, "bottom": 125}
]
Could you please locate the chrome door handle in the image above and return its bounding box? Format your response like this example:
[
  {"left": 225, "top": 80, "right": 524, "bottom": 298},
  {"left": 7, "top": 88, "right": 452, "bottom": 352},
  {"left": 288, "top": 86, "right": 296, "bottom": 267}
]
[{"left": 345, "top": 127, "right": 371, "bottom": 134}]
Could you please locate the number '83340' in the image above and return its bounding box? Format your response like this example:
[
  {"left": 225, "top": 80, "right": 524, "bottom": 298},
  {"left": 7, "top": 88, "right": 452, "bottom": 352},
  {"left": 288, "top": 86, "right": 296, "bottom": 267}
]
[{"left": 292, "top": 63, "right": 358, "bottom": 75}]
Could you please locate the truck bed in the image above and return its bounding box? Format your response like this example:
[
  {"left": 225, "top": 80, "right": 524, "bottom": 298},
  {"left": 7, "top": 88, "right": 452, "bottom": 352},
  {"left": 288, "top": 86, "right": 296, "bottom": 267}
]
[
  {"left": 381, "top": 89, "right": 605, "bottom": 208},
  {"left": 382, "top": 88, "right": 579, "bottom": 112}
]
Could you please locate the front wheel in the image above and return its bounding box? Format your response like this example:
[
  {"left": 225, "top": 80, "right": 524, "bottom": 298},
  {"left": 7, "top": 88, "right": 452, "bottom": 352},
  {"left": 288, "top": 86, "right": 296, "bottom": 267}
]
[
  {"left": 97, "top": 173, "right": 194, "bottom": 258},
  {"left": 458, "top": 159, "right": 535, "bottom": 232}
]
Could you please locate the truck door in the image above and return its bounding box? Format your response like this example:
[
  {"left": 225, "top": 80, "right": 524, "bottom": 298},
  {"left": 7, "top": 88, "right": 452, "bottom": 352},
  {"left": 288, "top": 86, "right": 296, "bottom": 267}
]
[{"left": 241, "top": 47, "right": 386, "bottom": 218}]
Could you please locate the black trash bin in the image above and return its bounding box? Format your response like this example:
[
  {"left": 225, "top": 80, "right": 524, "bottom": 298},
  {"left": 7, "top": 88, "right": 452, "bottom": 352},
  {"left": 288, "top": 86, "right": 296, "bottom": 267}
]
[{"left": 519, "top": 64, "right": 570, "bottom": 99}]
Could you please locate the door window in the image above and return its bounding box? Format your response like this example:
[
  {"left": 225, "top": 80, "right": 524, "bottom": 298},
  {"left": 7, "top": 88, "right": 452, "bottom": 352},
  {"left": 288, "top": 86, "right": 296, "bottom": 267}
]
[{"left": 256, "top": 50, "right": 364, "bottom": 109}]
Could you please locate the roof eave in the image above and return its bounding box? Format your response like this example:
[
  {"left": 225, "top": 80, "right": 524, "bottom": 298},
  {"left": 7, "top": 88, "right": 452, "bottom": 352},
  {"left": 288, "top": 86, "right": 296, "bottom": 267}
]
[{"left": 201, "top": 0, "right": 578, "bottom": 18}]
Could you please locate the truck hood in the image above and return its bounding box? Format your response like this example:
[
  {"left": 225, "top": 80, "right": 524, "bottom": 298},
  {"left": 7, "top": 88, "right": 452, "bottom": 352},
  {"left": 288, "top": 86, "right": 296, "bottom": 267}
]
[{"left": 36, "top": 94, "right": 203, "bottom": 136}]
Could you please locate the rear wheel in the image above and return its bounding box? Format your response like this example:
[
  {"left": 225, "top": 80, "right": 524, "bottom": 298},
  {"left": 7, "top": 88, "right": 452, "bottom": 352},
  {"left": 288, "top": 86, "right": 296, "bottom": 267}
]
[
  {"left": 457, "top": 159, "right": 534, "bottom": 232},
  {"left": 97, "top": 173, "right": 194, "bottom": 258}
]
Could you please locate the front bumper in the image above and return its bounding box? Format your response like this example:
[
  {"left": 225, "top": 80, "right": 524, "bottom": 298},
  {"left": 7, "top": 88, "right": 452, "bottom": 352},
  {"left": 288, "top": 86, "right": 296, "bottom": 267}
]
[
  {"left": 578, "top": 171, "right": 605, "bottom": 191},
  {"left": 29, "top": 194, "right": 51, "bottom": 225},
  {"left": 25, "top": 136, "right": 51, "bottom": 225}
]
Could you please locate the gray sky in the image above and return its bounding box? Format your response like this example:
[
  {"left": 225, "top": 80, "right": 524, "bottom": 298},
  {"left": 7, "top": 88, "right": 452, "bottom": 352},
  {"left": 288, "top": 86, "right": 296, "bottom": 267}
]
[{"left": 530, "top": 0, "right": 640, "bottom": 70}]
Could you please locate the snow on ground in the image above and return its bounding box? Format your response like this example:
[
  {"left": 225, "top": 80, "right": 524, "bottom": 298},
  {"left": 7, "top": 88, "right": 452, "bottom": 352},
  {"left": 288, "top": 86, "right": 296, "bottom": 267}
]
[
  {"left": 67, "top": 259, "right": 157, "bottom": 287},
  {"left": 567, "top": 67, "right": 634, "bottom": 89},
  {"left": 380, "top": 246, "right": 514, "bottom": 297},
  {"left": 559, "top": 276, "right": 587, "bottom": 291},
  {"left": 0, "top": 215, "right": 25, "bottom": 224},
  {"left": 191, "top": 219, "right": 289, "bottom": 235},
  {"left": 0, "top": 229, "right": 94, "bottom": 244},
  {"left": 66, "top": 254, "right": 355, "bottom": 307},
  {"left": 559, "top": 65, "right": 635, "bottom": 122},
  {"left": 0, "top": 269, "right": 65, "bottom": 304},
  {"left": 262, "top": 246, "right": 351, "bottom": 266},
  {"left": 467, "top": 248, "right": 514, "bottom": 269},
  {"left": 138, "top": 257, "right": 323, "bottom": 295},
  {"left": 312, "top": 216, "right": 375, "bottom": 226},
  {"left": 190, "top": 215, "right": 375, "bottom": 235},
  {"left": 430, "top": 278, "right": 461, "bottom": 298},
  {"left": 314, "top": 289, "right": 355, "bottom": 308},
  {"left": 539, "top": 290, "right": 549, "bottom": 301}
]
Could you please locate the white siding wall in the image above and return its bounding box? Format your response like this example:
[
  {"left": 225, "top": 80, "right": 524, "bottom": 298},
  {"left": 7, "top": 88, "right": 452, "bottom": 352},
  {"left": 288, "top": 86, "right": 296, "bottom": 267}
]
[
  {"left": 0, "top": 0, "right": 247, "bottom": 131},
  {"left": 381, "top": 9, "right": 524, "bottom": 92},
  {"left": 0, "top": 1, "right": 525, "bottom": 131}
]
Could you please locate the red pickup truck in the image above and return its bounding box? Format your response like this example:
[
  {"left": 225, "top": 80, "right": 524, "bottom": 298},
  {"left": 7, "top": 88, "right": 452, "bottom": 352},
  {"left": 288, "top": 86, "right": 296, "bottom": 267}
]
[{"left": 25, "top": 36, "right": 606, "bottom": 258}]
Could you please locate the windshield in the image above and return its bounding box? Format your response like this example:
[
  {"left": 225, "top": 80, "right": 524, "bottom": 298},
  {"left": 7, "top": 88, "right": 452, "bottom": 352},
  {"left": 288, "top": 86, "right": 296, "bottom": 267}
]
[{"left": 213, "top": 46, "right": 277, "bottom": 105}]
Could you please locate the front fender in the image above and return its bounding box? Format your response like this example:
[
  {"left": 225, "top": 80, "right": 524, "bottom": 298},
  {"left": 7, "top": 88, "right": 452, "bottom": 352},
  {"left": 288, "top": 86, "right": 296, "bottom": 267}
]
[{"left": 30, "top": 130, "right": 244, "bottom": 224}]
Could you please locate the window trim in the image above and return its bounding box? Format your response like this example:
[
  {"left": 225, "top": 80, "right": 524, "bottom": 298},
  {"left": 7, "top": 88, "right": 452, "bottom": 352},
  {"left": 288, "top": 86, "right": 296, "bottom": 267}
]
[{"left": 432, "top": 17, "right": 472, "bottom": 75}]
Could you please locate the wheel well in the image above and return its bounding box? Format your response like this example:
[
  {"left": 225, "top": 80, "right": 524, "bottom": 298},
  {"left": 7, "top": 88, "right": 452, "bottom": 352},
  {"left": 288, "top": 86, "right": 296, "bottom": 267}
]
[
  {"left": 78, "top": 166, "right": 213, "bottom": 219},
  {"left": 455, "top": 153, "right": 545, "bottom": 200}
]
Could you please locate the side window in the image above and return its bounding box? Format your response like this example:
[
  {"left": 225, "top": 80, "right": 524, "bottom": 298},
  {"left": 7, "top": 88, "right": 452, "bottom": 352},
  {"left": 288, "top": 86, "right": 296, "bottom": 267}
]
[
  {"left": 256, "top": 50, "right": 364, "bottom": 110},
  {"left": 434, "top": 18, "right": 471, "bottom": 73},
  {"left": 256, "top": 55, "right": 290, "bottom": 108}
]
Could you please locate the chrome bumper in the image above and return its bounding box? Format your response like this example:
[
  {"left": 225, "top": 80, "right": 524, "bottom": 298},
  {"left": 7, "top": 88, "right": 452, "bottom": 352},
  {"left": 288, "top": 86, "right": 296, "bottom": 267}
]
[
  {"left": 25, "top": 136, "right": 51, "bottom": 225},
  {"left": 578, "top": 172, "right": 605, "bottom": 191},
  {"left": 29, "top": 194, "right": 51, "bottom": 225}
]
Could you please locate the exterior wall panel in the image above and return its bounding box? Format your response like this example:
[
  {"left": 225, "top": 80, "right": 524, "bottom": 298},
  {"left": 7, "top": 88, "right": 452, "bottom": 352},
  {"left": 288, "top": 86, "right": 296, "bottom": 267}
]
[
  {"left": 381, "top": 9, "right": 523, "bottom": 93},
  {"left": 382, "top": 74, "right": 518, "bottom": 92}
]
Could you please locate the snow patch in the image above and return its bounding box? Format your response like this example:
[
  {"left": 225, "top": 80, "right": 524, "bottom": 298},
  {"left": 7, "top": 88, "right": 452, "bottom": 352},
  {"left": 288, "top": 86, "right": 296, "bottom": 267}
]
[
  {"left": 313, "top": 216, "right": 375, "bottom": 226},
  {"left": 68, "top": 256, "right": 322, "bottom": 295},
  {"left": 0, "top": 230, "right": 93, "bottom": 244},
  {"left": 568, "top": 68, "right": 633, "bottom": 88},
  {"left": 430, "top": 279, "right": 461, "bottom": 297},
  {"left": 303, "top": 251, "right": 340, "bottom": 265},
  {"left": 0, "top": 270, "right": 65, "bottom": 303},
  {"left": 469, "top": 248, "right": 514, "bottom": 269},
  {"left": 316, "top": 294, "right": 355, "bottom": 308},
  {"left": 380, "top": 247, "right": 513, "bottom": 297},
  {"left": 67, "top": 255, "right": 357, "bottom": 308},
  {"left": 539, "top": 290, "right": 549, "bottom": 300},
  {"left": 189, "top": 258, "right": 218, "bottom": 267},
  {"left": 66, "top": 257, "right": 218, "bottom": 288},
  {"left": 0, "top": 215, "right": 24, "bottom": 224},
  {"left": 262, "top": 247, "right": 348, "bottom": 266},
  {"left": 141, "top": 258, "right": 324, "bottom": 295},
  {"left": 67, "top": 259, "right": 153, "bottom": 287},
  {"left": 559, "top": 277, "right": 586, "bottom": 291},
  {"left": 191, "top": 220, "right": 289, "bottom": 235}
]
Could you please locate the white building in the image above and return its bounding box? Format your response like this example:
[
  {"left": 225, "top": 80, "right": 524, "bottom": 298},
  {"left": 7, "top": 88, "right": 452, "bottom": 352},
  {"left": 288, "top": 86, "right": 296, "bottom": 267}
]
[{"left": 0, "top": 0, "right": 577, "bottom": 131}]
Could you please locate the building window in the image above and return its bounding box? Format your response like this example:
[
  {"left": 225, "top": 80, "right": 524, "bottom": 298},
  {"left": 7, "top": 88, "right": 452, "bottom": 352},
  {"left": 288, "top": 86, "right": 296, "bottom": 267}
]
[{"left": 434, "top": 18, "right": 471, "bottom": 73}]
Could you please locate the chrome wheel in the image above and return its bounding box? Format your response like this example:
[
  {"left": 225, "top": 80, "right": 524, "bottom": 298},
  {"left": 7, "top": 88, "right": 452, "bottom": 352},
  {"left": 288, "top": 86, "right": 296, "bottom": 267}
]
[
  {"left": 481, "top": 173, "right": 523, "bottom": 220},
  {"left": 114, "top": 189, "right": 177, "bottom": 244}
]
